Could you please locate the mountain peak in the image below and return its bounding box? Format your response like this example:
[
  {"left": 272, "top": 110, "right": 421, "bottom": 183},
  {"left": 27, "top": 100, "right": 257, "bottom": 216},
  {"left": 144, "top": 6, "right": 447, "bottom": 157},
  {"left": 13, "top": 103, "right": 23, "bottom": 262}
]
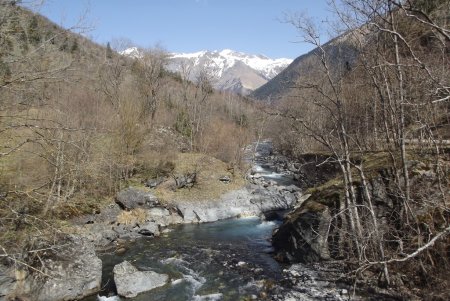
[
  {"left": 120, "top": 46, "right": 142, "bottom": 58},
  {"left": 166, "top": 49, "right": 292, "bottom": 94},
  {"left": 122, "top": 47, "right": 293, "bottom": 95},
  {"left": 219, "top": 49, "right": 235, "bottom": 56}
]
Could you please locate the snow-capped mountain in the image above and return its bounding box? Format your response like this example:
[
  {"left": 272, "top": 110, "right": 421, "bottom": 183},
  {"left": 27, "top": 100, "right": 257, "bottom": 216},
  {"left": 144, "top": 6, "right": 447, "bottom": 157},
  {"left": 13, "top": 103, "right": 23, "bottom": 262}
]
[
  {"left": 168, "top": 49, "right": 292, "bottom": 95},
  {"left": 121, "top": 47, "right": 292, "bottom": 95},
  {"left": 120, "top": 47, "right": 142, "bottom": 58}
]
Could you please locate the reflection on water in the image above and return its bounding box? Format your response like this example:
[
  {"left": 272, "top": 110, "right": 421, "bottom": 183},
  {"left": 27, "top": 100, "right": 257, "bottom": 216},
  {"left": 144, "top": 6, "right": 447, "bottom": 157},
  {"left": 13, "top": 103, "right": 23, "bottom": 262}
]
[{"left": 82, "top": 217, "right": 281, "bottom": 301}]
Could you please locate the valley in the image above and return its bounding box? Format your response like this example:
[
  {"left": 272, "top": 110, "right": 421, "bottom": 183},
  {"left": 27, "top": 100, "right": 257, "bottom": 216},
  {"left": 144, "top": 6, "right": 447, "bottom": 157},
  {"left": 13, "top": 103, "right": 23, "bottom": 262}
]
[{"left": 0, "top": 1, "right": 449, "bottom": 301}]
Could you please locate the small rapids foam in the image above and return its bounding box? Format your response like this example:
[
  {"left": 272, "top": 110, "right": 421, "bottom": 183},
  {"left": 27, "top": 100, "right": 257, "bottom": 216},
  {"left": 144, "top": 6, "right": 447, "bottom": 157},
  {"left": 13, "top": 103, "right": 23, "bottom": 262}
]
[
  {"left": 257, "top": 220, "right": 276, "bottom": 228},
  {"left": 161, "top": 256, "right": 188, "bottom": 265},
  {"left": 162, "top": 256, "right": 206, "bottom": 297},
  {"left": 262, "top": 173, "right": 284, "bottom": 179},
  {"left": 97, "top": 295, "right": 121, "bottom": 301},
  {"left": 184, "top": 273, "right": 206, "bottom": 292},
  {"left": 252, "top": 165, "right": 265, "bottom": 172},
  {"left": 171, "top": 278, "right": 184, "bottom": 285},
  {"left": 193, "top": 293, "right": 223, "bottom": 301}
]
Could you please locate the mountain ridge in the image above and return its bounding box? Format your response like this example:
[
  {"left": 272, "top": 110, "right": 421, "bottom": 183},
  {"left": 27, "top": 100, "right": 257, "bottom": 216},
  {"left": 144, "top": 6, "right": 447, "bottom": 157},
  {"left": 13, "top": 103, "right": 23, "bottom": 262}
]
[
  {"left": 122, "top": 47, "right": 292, "bottom": 95},
  {"left": 250, "top": 31, "right": 360, "bottom": 101}
]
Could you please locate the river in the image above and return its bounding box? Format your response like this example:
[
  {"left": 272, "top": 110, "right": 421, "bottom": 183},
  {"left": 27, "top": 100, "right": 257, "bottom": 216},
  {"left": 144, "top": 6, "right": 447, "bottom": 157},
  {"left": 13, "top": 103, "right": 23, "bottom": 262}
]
[
  {"left": 80, "top": 141, "right": 303, "bottom": 300},
  {"left": 84, "top": 217, "right": 282, "bottom": 301}
]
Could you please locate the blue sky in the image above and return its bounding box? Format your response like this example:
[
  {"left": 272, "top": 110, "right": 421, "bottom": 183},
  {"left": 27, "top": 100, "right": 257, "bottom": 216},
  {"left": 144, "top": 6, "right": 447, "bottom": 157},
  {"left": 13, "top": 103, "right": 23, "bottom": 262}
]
[{"left": 36, "top": 0, "right": 333, "bottom": 59}]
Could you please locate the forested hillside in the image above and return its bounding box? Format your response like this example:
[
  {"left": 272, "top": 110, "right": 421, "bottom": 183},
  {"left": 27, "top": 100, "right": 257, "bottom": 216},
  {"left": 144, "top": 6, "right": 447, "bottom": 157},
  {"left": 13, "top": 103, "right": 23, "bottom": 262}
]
[
  {"left": 0, "top": 1, "right": 256, "bottom": 254},
  {"left": 262, "top": 0, "right": 450, "bottom": 298}
]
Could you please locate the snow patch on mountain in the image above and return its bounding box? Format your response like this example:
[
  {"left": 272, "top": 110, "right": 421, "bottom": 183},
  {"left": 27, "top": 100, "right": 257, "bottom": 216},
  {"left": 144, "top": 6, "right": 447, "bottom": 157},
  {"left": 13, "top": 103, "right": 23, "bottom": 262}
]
[
  {"left": 120, "top": 47, "right": 142, "bottom": 58},
  {"left": 121, "top": 48, "right": 292, "bottom": 94},
  {"left": 171, "top": 49, "right": 292, "bottom": 80}
]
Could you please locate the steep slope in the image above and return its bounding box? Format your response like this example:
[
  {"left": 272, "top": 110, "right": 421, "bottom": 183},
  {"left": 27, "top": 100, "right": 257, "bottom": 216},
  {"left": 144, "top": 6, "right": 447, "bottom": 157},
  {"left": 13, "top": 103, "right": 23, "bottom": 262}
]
[{"left": 250, "top": 33, "right": 360, "bottom": 101}]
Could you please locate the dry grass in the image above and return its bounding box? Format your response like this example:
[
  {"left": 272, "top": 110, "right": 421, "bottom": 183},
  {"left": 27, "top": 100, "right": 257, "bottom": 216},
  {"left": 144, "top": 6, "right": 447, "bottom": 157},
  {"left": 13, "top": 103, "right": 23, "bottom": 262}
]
[
  {"left": 116, "top": 208, "right": 147, "bottom": 225},
  {"left": 155, "top": 152, "right": 246, "bottom": 203}
]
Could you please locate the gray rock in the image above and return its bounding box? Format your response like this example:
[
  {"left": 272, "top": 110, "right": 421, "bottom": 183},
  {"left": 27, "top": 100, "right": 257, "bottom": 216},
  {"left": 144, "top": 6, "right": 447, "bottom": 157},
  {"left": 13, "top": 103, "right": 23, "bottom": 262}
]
[
  {"left": 25, "top": 236, "right": 102, "bottom": 301},
  {"left": 116, "top": 188, "right": 159, "bottom": 210},
  {"left": 219, "top": 175, "right": 231, "bottom": 183},
  {"left": 282, "top": 185, "right": 301, "bottom": 193},
  {"left": 79, "top": 223, "right": 120, "bottom": 247},
  {"left": 113, "top": 261, "right": 168, "bottom": 298},
  {"left": 276, "top": 264, "right": 346, "bottom": 301},
  {"left": 137, "top": 221, "right": 160, "bottom": 236},
  {"left": 273, "top": 202, "right": 331, "bottom": 263},
  {"left": 177, "top": 205, "right": 202, "bottom": 223},
  {"left": 288, "top": 163, "right": 298, "bottom": 172},
  {"left": 146, "top": 207, "right": 171, "bottom": 226},
  {"left": 115, "top": 247, "right": 127, "bottom": 255},
  {"left": 145, "top": 177, "right": 165, "bottom": 189},
  {"left": 173, "top": 186, "right": 297, "bottom": 224},
  {"left": 0, "top": 265, "right": 15, "bottom": 300},
  {"left": 295, "top": 193, "right": 311, "bottom": 207},
  {"left": 250, "top": 192, "right": 293, "bottom": 213}
]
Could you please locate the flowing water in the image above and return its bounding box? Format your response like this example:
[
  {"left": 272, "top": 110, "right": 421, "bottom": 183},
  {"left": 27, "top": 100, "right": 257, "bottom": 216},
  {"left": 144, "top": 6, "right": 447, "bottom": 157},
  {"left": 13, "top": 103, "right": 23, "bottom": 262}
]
[
  {"left": 84, "top": 141, "right": 296, "bottom": 301},
  {"left": 84, "top": 217, "right": 282, "bottom": 301},
  {"left": 253, "top": 164, "right": 296, "bottom": 187}
]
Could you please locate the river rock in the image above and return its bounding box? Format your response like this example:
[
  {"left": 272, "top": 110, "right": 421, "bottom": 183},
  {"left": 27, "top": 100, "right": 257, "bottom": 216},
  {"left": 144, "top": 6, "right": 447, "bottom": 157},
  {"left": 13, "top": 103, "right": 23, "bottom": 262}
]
[
  {"left": 271, "top": 263, "right": 347, "bottom": 301},
  {"left": 282, "top": 185, "right": 301, "bottom": 193},
  {"left": 15, "top": 236, "right": 103, "bottom": 301},
  {"left": 116, "top": 188, "right": 159, "bottom": 210},
  {"left": 250, "top": 192, "right": 292, "bottom": 213},
  {"left": 173, "top": 184, "right": 298, "bottom": 224},
  {"left": 113, "top": 261, "right": 168, "bottom": 298},
  {"left": 146, "top": 207, "right": 183, "bottom": 227},
  {"left": 137, "top": 221, "right": 160, "bottom": 236},
  {"left": 273, "top": 200, "right": 331, "bottom": 263},
  {"left": 80, "top": 223, "right": 120, "bottom": 247}
]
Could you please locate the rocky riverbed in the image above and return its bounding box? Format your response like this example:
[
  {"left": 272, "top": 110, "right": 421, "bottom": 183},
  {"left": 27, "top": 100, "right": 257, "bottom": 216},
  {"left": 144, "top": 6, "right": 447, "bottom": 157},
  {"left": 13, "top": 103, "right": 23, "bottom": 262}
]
[
  {"left": 0, "top": 141, "right": 299, "bottom": 300},
  {"left": 0, "top": 140, "right": 412, "bottom": 300}
]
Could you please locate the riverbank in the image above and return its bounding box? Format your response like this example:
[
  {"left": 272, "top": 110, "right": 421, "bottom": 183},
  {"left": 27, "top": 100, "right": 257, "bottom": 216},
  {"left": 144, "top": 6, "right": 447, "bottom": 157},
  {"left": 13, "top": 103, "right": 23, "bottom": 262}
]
[
  {"left": 0, "top": 143, "right": 300, "bottom": 300},
  {"left": 271, "top": 148, "right": 450, "bottom": 301},
  {"left": 5, "top": 141, "right": 441, "bottom": 300}
]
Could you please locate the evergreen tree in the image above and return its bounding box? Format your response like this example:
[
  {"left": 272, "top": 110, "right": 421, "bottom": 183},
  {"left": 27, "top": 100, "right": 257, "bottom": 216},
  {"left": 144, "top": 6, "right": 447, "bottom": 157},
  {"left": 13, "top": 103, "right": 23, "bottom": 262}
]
[
  {"left": 71, "top": 38, "right": 78, "bottom": 53},
  {"left": 106, "top": 42, "right": 113, "bottom": 59},
  {"left": 28, "top": 15, "right": 40, "bottom": 44}
]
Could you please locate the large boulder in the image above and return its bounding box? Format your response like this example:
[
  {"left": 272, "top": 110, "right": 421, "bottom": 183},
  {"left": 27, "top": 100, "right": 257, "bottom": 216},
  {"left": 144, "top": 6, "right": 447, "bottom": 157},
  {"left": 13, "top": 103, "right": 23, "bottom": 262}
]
[
  {"left": 273, "top": 200, "right": 331, "bottom": 263},
  {"left": 116, "top": 188, "right": 159, "bottom": 210},
  {"left": 113, "top": 261, "right": 168, "bottom": 298},
  {"left": 174, "top": 187, "right": 298, "bottom": 224},
  {"left": 22, "top": 236, "right": 102, "bottom": 301},
  {"left": 146, "top": 207, "right": 183, "bottom": 227},
  {"left": 250, "top": 189, "right": 294, "bottom": 212},
  {"left": 137, "top": 221, "right": 160, "bottom": 236}
]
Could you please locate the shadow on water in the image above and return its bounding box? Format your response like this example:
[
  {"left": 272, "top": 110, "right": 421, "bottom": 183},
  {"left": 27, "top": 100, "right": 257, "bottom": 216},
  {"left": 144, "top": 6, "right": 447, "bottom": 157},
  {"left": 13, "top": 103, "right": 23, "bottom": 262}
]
[{"left": 83, "top": 217, "right": 282, "bottom": 301}]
